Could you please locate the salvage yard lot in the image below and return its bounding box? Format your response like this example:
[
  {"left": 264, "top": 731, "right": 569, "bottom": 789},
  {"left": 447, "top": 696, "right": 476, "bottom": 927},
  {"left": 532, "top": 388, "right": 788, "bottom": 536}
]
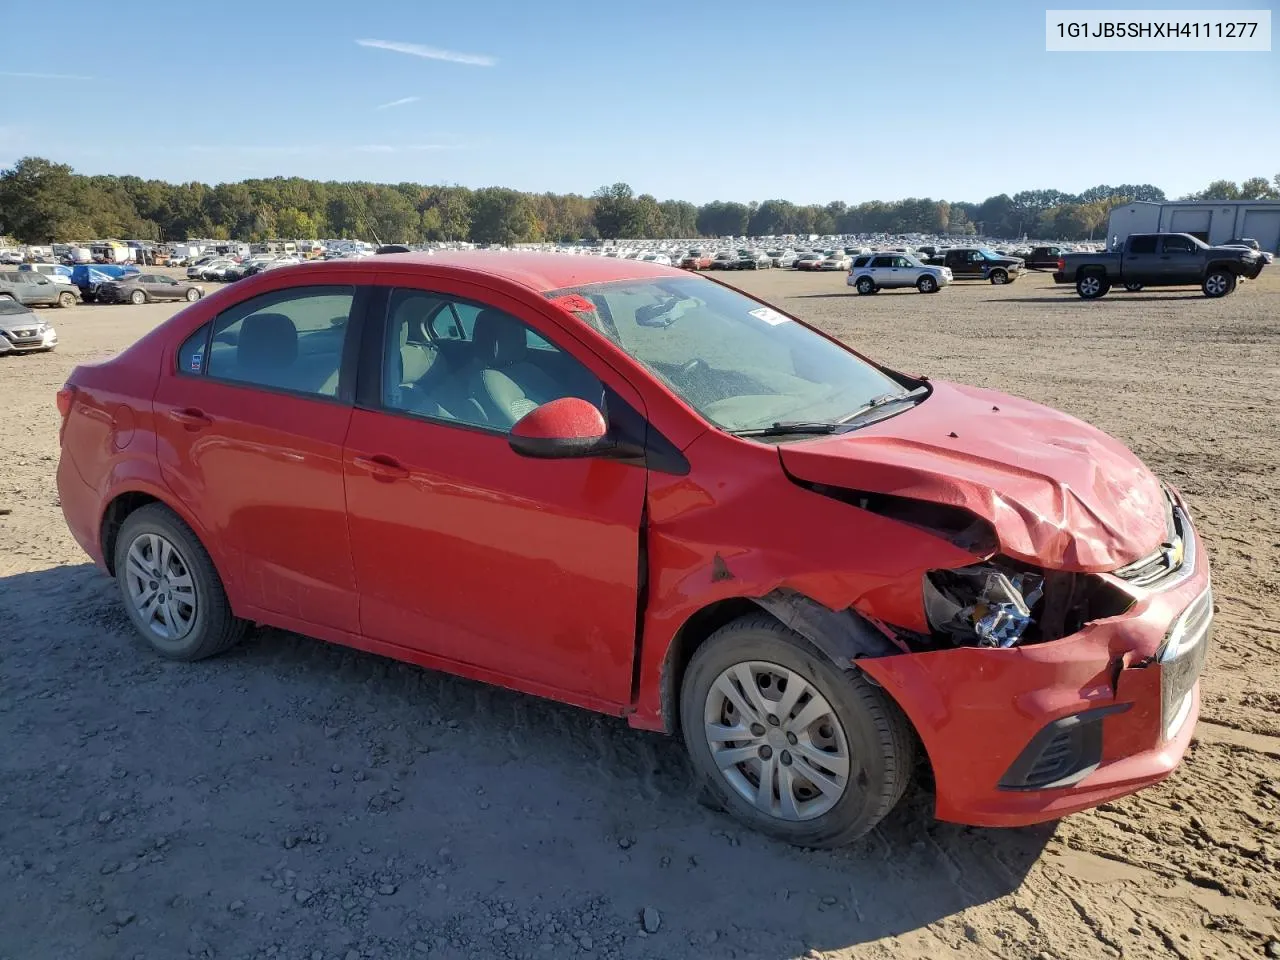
[{"left": 1, "top": 267, "right": 1277, "bottom": 960}]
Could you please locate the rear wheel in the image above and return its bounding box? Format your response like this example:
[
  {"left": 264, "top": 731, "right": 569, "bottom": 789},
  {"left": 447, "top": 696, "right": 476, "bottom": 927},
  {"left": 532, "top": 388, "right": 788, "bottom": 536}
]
[
  {"left": 855, "top": 277, "right": 875, "bottom": 295},
  {"left": 1203, "top": 270, "right": 1235, "bottom": 298},
  {"left": 57, "top": 290, "right": 77, "bottom": 308},
  {"left": 114, "top": 504, "right": 246, "bottom": 661},
  {"left": 0, "top": 293, "right": 13, "bottom": 300},
  {"left": 185, "top": 287, "right": 202, "bottom": 302},
  {"left": 130, "top": 289, "right": 146, "bottom": 305},
  {"left": 916, "top": 275, "right": 938, "bottom": 294},
  {"left": 1076, "top": 272, "right": 1109, "bottom": 299},
  {"left": 680, "top": 613, "right": 915, "bottom": 848}
]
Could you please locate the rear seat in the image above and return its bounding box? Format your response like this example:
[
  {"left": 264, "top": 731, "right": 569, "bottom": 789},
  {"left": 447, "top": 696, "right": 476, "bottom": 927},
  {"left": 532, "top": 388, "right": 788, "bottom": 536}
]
[{"left": 210, "top": 313, "right": 342, "bottom": 396}]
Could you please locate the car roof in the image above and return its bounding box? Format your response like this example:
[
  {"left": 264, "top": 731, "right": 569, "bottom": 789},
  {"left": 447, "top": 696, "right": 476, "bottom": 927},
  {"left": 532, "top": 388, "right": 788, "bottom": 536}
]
[{"left": 366, "top": 250, "right": 680, "bottom": 291}]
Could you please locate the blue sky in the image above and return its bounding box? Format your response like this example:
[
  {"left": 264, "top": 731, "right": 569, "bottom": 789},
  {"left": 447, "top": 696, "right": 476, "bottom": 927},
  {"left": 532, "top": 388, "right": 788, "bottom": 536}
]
[{"left": 1, "top": 0, "right": 1275, "bottom": 203}]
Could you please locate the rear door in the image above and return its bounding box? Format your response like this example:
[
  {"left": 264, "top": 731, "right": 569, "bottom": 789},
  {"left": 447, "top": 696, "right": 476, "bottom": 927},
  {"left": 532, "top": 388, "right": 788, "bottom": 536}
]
[
  {"left": 153, "top": 281, "right": 366, "bottom": 634},
  {"left": 1159, "top": 234, "right": 1202, "bottom": 284},
  {"left": 868, "top": 255, "right": 895, "bottom": 286},
  {"left": 341, "top": 279, "right": 647, "bottom": 709},
  {"left": 1122, "top": 234, "right": 1158, "bottom": 282}
]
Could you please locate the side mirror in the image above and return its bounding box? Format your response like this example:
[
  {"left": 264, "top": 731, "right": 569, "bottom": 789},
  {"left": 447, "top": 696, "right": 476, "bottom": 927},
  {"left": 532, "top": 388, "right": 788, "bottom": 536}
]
[{"left": 508, "top": 397, "right": 610, "bottom": 459}]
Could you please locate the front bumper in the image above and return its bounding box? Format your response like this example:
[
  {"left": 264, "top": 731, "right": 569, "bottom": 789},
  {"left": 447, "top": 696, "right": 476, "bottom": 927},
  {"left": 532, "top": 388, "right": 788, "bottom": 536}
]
[
  {"left": 0, "top": 327, "right": 57, "bottom": 353},
  {"left": 858, "top": 494, "right": 1212, "bottom": 827}
]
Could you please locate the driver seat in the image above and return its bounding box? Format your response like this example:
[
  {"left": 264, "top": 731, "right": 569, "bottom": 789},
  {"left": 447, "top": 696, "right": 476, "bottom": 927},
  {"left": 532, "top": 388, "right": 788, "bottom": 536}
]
[{"left": 466, "top": 309, "right": 561, "bottom": 427}]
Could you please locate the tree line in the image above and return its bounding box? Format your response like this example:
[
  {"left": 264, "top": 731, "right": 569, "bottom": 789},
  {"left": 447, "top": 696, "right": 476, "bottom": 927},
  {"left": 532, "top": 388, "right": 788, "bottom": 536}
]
[{"left": 1, "top": 157, "right": 1277, "bottom": 246}]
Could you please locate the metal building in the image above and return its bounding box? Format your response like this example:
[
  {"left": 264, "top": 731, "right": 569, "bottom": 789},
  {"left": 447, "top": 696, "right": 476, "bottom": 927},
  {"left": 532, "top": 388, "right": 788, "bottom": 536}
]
[{"left": 1107, "top": 200, "right": 1280, "bottom": 253}]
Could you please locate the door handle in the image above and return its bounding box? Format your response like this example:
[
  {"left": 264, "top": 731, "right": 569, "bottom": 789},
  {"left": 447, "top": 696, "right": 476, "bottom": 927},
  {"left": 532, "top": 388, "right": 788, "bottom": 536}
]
[
  {"left": 352, "top": 454, "right": 409, "bottom": 482},
  {"left": 169, "top": 408, "right": 211, "bottom": 429}
]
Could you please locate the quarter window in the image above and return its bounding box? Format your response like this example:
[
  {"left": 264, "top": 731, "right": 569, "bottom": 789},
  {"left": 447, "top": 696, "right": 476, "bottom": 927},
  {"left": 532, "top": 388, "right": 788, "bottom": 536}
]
[
  {"left": 178, "top": 324, "right": 210, "bottom": 375},
  {"left": 205, "top": 286, "right": 355, "bottom": 398}
]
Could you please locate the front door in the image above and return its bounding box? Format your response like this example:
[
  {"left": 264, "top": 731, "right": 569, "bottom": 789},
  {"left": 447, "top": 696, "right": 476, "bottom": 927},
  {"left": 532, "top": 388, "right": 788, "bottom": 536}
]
[
  {"left": 153, "top": 283, "right": 364, "bottom": 632},
  {"left": 1159, "top": 234, "right": 1202, "bottom": 284},
  {"left": 342, "top": 282, "right": 647, "bottom": 708}
]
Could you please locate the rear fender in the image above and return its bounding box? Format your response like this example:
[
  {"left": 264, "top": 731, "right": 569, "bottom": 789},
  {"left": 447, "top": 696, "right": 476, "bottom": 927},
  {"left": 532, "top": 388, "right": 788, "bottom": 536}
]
[{"left": 97, "top": 462, "right": 243, "bottom": 609}]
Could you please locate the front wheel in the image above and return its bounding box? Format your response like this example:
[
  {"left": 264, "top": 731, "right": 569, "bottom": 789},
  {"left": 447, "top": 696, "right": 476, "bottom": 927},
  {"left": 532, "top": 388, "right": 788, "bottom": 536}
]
[
  {"left": 916, "top": 275, "right": 938, "bottom": 294},
  {"left": 855, "top": 277, "right": 875, "bottom": 295},
  {"left": 1123, "top": 282, "right": 1144, "bottom": 292},
  {"left": 1076, "top": 272, "right": 1109, "bottom": 299},
  {"left": 114, "top": 504, "right": 247, "bottom": 661},
  {"left": 1203, "top": 270, "right": 1236, "bottom": 298},
  {"left": 185, "top": 288, "right": 202, "bottom": 302},
  {"left": 58, "top": 291, "right": 77, "bottom": 308},
  {"left": 680, "top": 614, "right": 915, "bottom": 848},
  {"left": 130, "top": 289, "right": 146, "bottom": 305},
  {"left": 989, "top": 269, "right": 1008, "bottom": 285}
]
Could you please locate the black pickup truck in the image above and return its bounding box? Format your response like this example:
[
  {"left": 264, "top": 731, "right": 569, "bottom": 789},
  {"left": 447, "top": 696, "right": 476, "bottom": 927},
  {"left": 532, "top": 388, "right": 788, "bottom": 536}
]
[
  {"left": 1054, "top": 233, "right": 1265, "bottom": 299},
  {"left": 925, "top": 247, "right": 1024, "bottom": 284}
]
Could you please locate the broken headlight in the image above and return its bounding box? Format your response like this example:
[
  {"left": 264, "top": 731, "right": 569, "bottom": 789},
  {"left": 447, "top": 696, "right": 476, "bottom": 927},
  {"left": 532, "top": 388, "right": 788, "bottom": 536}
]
[{"left": 923, "top": 563, "right": 1045, "bottom": 648}]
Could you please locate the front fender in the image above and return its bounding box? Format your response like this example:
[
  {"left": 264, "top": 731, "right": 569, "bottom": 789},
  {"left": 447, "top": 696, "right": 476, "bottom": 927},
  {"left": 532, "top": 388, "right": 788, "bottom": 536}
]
[{"left": 630, "top": 431, "right": 984, "bottom": 731}]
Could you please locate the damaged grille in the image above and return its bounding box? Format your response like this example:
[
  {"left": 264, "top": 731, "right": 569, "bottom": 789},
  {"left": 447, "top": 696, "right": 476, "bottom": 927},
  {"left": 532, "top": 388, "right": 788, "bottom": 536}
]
[
  {"left": 1159, "top": 587, "right": 1212, "bottom": 741},
  {"left": 1113, "top": 494, "right": 1193, "bottom": 590}
]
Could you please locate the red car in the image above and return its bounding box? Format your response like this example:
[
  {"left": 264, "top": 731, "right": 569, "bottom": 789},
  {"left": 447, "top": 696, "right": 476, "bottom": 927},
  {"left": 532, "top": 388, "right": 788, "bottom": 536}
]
[{"left": 56, "top": 253, "right": 1211, "bottom": 847}]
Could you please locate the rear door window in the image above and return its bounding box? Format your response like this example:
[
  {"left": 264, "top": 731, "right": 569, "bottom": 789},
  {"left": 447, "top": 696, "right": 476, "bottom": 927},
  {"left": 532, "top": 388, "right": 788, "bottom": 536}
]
[
  {"left": 204, "top": 286, "right": 356, "bottom": 398},
  {"left": 1127, "top": 236, "right": 1158, "bottom": 254}
]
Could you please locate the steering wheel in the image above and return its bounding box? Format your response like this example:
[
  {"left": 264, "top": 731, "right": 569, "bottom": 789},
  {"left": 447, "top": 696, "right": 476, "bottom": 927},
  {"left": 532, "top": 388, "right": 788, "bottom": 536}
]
[{"left": 680, "top": 357, "right": 709, "bottom": 379}]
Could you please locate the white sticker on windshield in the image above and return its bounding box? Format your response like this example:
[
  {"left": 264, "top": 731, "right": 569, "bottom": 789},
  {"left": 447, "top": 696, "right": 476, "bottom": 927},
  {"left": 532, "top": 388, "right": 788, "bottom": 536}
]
[{"left": 748, "top": 306, "right": 790, "bottom": 326}]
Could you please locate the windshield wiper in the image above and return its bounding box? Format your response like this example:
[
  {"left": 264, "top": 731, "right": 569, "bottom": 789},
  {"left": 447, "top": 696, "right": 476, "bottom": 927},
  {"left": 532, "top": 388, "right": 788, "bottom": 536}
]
[
  {"left": 732, "top": 421, "right": 842, "bottom": 438},
  {"left": 837, "top": 385, "right": 930, "bottom": 424}
]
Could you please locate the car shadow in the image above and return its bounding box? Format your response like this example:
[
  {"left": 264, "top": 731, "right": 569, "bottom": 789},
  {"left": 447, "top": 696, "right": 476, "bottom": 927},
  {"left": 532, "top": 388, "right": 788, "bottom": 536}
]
[
  {"left": 1, "top": 563, "right": 1054, "bottom": 958},
  {"left": 988, "top": 294, "right": 1208, "bottom": 303}
]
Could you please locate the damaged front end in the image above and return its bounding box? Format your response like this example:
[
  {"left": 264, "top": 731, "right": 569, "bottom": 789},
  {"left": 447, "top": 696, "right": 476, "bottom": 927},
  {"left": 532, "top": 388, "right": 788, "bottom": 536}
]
[{"left": 920, "top": 560, "right": 1134, "bottom": 651}]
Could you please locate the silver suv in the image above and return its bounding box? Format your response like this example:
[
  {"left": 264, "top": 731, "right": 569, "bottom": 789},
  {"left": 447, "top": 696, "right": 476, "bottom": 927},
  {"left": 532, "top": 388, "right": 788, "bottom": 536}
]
[{"left": 847, "top": 253, "right": 952, "bottom": 294}]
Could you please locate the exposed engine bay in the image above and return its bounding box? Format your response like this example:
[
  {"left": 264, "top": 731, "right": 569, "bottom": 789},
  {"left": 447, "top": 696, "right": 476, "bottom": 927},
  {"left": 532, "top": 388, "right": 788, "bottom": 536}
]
[{"left": 922, "top": 560, "right": 1134, "bottom": 650}]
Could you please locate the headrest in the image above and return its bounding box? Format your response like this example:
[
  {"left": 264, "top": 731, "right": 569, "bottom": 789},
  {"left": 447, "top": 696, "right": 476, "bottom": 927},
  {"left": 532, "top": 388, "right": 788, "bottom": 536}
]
[
  {"left": 237, "top": 312, "right": 297, "bottom": 371},
  {"left": 472, "top": 309, "right": 526, "bottom": 367}
]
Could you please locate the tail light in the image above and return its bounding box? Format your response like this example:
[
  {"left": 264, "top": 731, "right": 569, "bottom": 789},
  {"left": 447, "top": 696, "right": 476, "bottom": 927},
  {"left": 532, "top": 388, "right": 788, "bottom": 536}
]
[
  {"left": 56, "top": 383, "right": 77, "bottom": 419},
  {"left": 1057, "top": 257, "right": 1065, "bottom": 272},
  {"left": 56, "top": 383, "right": 77, "bottom": 443}
]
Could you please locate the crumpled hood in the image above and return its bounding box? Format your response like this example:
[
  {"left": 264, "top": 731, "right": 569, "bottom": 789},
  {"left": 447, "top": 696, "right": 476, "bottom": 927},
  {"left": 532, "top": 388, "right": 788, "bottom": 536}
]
[{"left": 778, "top": 381, "right": 1167, "bottom": 572}]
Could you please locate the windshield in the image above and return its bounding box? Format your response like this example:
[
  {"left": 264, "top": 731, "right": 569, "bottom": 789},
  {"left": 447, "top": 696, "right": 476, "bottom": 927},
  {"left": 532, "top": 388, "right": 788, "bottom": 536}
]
[{"left": 545, "top": 277, "right": 907, "bottom": 432}]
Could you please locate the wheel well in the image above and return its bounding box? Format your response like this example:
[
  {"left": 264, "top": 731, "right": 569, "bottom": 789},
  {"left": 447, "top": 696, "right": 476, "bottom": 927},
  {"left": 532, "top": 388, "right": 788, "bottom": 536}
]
[
  {"left": 658, "top": 596, "right": 939, "bottom": 788},
  {"left": 659, "top": 597, "right": 760, "bottom": 735},
  {"left": 1205, "top": 261, "right": 1239, "bottom": 275},
  {"left": 100, "top": 491, "right": 161, "bottom": 575}
]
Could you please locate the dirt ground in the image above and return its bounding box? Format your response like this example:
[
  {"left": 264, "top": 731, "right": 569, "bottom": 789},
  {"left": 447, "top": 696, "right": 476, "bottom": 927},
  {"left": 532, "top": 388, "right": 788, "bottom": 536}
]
[{"left": 1, "top": 265, "right": 1277, "bottom": 960}]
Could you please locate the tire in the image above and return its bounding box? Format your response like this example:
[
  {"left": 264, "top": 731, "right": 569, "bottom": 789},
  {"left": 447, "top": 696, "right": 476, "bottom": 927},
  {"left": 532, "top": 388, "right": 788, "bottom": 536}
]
[
  {"left": 1076, "top": 271, "right": 1109, "bottom": 299},
  {"left": 57, "top": 290, "right": 77, "bottom": 308},
  {"left": 0, "top": 293, "right": 13, "bottom": 300},
  {"left": 989, "top": 269, "right": 1008, "bottom": 285},
  {"left": 916, "top": 275, "right": 938, "bottom": 294},
  {"left": 185, "top": 287, "right": 202, "bottom": 302},
  {"left": 680, "top": 613, "right": 915, "bottom": 848},
  {"left": 855, "top": 277, "right": 875, "bottom": 295},
  {"left": 130, "top": 289, "right": 147, "bottom": 305},
  {"left": 1202, "top": 270, "right": 1235, "bottom": 298},
  {"left": 1123, "top": 282, "right": 1144, "bottom": 292},
  {"left": 113, "top": 503, "right": 247, "bottom": 661}
]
